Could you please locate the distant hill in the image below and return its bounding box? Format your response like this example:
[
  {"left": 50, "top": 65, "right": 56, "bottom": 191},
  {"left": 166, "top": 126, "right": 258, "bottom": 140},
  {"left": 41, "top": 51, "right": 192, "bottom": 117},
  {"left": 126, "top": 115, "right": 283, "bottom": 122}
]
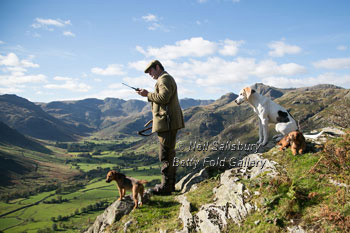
[
  {"left": 0, "top": 150, "right": 34, "bottom": 186},
  {"left": 250, "top": 83, "right": 286, "bottom": 99},
  {"left": 180, "top": 98, "right": 214, "bottom": 109},
  {"left": 0, "top": 94, "right": 79, "bottom": 141},
  {"left": 39, "top": 97, "right": 214, "bottom": 138},
  {"left": 0, "top": 121, "right": 51, "bottom": 153},
  {"left": 1, "top": 83, "right": 347, "bottom": 142}
]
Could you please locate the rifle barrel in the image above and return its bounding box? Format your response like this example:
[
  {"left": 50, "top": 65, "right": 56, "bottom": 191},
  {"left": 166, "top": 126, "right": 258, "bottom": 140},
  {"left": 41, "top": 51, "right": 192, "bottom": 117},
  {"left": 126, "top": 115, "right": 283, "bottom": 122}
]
[{"left": 122, "top": 83, "right": 140, "bottom": 91}]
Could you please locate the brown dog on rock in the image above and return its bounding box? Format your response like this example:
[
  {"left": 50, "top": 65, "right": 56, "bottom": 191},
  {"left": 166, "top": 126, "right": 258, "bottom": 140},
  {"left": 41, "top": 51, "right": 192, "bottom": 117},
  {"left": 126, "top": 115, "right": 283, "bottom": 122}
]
[
  {"left": 105, "top": 170, "right": 148, "bottom": 209},
  {"left": 277, "top": 130, "right": 306, "bottom": 155}
]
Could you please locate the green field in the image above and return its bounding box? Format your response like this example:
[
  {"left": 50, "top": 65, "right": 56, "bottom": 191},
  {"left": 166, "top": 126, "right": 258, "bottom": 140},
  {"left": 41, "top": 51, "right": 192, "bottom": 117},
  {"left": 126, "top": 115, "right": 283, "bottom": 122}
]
[{"left": 0, "top": 137, "right": 161, "bottom": 233}]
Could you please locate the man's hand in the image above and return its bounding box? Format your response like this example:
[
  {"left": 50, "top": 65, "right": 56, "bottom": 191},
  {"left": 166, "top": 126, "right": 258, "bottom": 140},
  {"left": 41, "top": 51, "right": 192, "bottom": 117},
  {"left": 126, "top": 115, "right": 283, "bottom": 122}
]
[{"left": 137, "top": 89, "right": 149, "bottom": 97}]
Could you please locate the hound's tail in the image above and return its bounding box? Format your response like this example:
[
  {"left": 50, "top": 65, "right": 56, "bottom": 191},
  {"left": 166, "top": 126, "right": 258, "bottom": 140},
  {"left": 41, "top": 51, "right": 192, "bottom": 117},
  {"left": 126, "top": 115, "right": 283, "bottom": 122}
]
[{"left": 303, "top": 131, "right": 325, "bottom": 140}]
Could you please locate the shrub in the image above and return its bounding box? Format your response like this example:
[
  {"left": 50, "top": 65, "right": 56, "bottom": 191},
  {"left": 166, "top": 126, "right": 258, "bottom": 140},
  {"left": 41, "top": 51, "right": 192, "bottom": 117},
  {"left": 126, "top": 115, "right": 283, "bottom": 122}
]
[{"left": 319, "top": 131, "right": 350, "bottom": 183}]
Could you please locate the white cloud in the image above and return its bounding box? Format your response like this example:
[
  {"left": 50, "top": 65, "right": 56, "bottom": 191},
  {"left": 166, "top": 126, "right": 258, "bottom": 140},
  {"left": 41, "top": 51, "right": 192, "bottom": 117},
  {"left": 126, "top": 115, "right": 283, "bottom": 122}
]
[
  {"left": 268, "top": 40, "right": 302, "bottom": 57},
  {"left": 219, "top": 39, "right": 244, "bottom": 56},
  {"left": 136, "top": 37, "right": 245, "bottom": 60},
  {"left": 31, "top": 18, "right": 71, "bottom": 29},
  {"left": 337, "top": 45, "right": 348, "bottom": 51},
  {"left": 204, "top": 86, "right": 230, "bottom": 95},
  {"left": 0, "top": 86, "right": 23, "bottom": 94},
  {"left": 21, "top": 59, "right": 39, "bottom": 68},
  {"left": 142, "top": 14, "right": 157, "bottom": 22},
  {"left": 129, "top": 56, "right": 307, "bottom": 90},
  {"left": 85, "top": 89, "right": 145, "bottom": 100},
  {"left": 253, "top": 60, "right": 307, "bottom": 77},
  {"left": 0, "top": 52, "right": 39, "bottom": 69},
  {"left": 0, "top": 40, "right": 4, "bottom": 44},
  {"left": 178, "top": 87, "right": 196, "bottom": 97},
  {"left": 54, "top": 76, "right": 72, "bottom": 81},
  {"left": 83, "top": 82, "right": 146, "bottom": 100},
  {"left": 0, "top": 52, "right": 45, "bottom": 93},
  {"left": 195, "top": 19, "right": 209, "bottom": 25},
  {"left": 91, "top": 64, "right": 126, "bottom": 76},
  {"left": 122, "top": 76, "right": 154, "bottom": 90},
  {"left": 63, "top": 31, "right": 75, "bottom": 37},
  {"left": 148, "top": 22, "right": 162, "bottom": 31},
  {"left": 3, "top": 66, "right": 27, "bottom": 76},
  {"left": 139, "top": 13, "right": 168, "bottom": 31},
  {"left": 136, "top": 37, "right": 217, "bottom": 60},
  {"left": 168, "top": 57, "right": 306, "bottom": 85},
  {"left": 0, "top": 53, "right": 20, "bottom": 66},
  {"left": 44, "top": 77, "right": 91, "bottom": 92},
  {"left": 0, "top": 74, "right": 47, "bottom": 86},
  {"left": 262, "top": 73, "right": 350, "bottom": 88},
  {"left": 313, "top": 57, "right": 350, "bottom": 69},
  {"left": 128, "top": 59, "right": 149, "bottom": 72}
]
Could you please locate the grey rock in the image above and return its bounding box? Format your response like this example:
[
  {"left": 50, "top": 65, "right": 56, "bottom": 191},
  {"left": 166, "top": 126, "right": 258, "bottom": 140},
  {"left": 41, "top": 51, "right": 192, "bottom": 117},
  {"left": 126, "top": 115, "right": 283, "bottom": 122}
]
[
  {"left": 305, "top": 127, "right": 345, "bottom": 142},
  {"left": 179, "top": 167, "right": 209, "bottom": 193},
  {"left": 124, "top": 220, "right": 133, "bottom": 233},
  {"left": 85, "top": 191, "right": 151, "bottom": 233},
  {"left": 187, "top": 153, "right": 277, "bottom": 233},
  {"left": 246, "top": 153, "right": 279, "bottom": 179},
  {"left": 287, "top": 225, "right": 306, "bottom": 233},
  {"left": 175, "top": 172, "right": 194, "bottom": 192},
  {"left": 85, "top": 196, "right": 134, "bottom": 233},
  {"left": 196, "top": 204, "right": 227, "bottom": 233},
  {"left": 175, "top": 195, "right": 196, "bottom": 233}
]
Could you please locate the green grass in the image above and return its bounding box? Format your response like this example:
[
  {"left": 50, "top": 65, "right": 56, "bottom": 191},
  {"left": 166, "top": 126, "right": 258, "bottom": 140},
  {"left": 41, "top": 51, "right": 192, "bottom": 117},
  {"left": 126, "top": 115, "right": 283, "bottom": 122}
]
[
  {"left": 18, "top": 191, "right": 56, "bottom": 205},
  {"left": 227, "top": 143, "right": 350, "bottom": 232},
  {"left": 110, "top": 195, "right": 182, "bottom": 233},
  {"left": 86, "top": 136, "right": 142, "bottom": 144},
  {"left": 185, "top": 178, "right": 219, "bottom": 214},
  {"left": 0, "top": 217, "right": 22, "bottom": 230},
  {"left": 75, "top": 162, "right": 115, "bottom": 172},
  {"left": 0, "top": 202, "right": 25, "bottom": 215}
]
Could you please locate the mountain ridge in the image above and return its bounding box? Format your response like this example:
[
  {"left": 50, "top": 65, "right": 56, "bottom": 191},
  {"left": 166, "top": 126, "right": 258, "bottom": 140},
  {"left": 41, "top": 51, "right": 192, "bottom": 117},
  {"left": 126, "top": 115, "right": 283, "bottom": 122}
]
[{"left": 0, "top": 83, "right": 347, "bottom": 142}]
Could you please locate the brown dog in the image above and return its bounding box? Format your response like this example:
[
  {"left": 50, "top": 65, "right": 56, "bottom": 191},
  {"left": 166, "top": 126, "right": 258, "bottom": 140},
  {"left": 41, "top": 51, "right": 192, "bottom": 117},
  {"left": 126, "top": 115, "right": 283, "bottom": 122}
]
[
  {"left": 105, "top": 170, "right": 148, "bottom": 209},
  {"left": 277, "top": 131, "right": 306, "bottom": 155},
  {"left": 277, "top": 134, "right": 291, "bottom": 151}
]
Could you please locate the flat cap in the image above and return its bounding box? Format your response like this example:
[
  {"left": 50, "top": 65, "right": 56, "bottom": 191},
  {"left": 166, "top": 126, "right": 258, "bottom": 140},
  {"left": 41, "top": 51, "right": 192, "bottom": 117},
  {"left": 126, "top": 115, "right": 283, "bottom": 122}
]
[{"left": 144, "top": 60, "right": 162, "bottom": 73}]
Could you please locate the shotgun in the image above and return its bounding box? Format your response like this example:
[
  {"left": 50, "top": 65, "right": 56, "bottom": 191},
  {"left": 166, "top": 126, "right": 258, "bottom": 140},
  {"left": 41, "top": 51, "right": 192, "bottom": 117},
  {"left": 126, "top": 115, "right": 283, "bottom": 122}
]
[{"left": 122, "top": 83, "right": 140, "bottom": 91}]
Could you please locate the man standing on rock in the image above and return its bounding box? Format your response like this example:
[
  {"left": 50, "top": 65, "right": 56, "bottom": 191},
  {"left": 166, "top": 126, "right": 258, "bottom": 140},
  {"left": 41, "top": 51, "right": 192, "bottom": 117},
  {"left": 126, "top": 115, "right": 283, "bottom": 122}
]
[{"left": 137, "top": 60, "right": 185, "bottom": 195}]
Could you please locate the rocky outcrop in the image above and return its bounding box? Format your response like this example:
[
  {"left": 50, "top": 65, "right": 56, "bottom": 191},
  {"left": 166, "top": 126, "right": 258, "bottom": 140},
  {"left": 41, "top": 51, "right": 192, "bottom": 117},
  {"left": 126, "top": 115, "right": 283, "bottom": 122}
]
[
  {"left": 176, "top": 167, "right": 209, "bottom": 194},
  {"left": 85, "top": 191, "right": 151, "bottom": 233},
  {"left": 175, "top": 195, "right": 196, "bottom": 233},
  {"left": 176, "top": 153, "right": 278, "bottom": 233},
  {"left": 304, "top": 127, "right": 346, "bottom": 146}
]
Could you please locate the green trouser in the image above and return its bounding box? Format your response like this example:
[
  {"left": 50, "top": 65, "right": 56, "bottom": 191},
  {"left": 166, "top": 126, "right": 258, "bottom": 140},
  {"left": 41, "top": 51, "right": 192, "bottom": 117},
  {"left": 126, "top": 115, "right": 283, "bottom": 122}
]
[{"left": 157, "top": 129, "right": 178, "bottom": 192}]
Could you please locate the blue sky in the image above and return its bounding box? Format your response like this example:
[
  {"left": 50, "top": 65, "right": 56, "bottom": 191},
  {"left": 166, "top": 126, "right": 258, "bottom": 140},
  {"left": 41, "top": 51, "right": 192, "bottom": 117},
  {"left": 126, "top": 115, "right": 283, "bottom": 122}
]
[{"left": 0, "top": 0, "right": 350, "bottom": 102}]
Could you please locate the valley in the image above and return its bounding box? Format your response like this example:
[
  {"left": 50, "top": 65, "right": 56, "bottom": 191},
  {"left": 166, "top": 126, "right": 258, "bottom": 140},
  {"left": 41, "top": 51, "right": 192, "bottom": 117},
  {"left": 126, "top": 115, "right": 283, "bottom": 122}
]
[
  {"left": 0, "top": 138, "right": 161, "bottom": 233},
  {"left": 0, "top": 83, "right": 349, "bottom": 232}
]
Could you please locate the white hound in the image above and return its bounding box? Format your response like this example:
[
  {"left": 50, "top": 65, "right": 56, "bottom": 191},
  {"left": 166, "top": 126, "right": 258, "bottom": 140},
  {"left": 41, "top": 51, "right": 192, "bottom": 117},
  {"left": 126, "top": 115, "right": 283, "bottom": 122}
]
[{"left": 234, "top": 87, "right": 298, "bottom": 146}]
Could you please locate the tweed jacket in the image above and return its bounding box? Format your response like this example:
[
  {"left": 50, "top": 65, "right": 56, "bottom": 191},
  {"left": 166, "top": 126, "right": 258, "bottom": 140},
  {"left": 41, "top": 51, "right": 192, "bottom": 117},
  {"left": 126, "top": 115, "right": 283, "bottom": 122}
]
[{"left": 147, "top": 71, "right": 185, "bottom": 133}]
